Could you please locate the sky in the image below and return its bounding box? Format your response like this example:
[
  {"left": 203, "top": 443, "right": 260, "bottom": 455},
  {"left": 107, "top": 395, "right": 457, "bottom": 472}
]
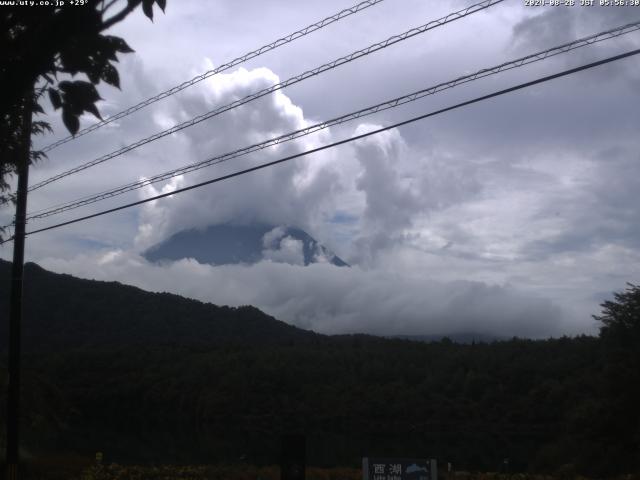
[{"left": 2, "top": 0, "right": 639, "bottom": 338}]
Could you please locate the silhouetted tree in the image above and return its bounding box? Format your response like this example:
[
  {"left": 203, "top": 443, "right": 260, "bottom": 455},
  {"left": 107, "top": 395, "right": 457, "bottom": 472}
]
[
  {"left": 593, "top": 283, "right": 640, "bottom": 473},
  {"left": 594, "top": 283, "right": 640, "bottom": 338},
  {"left": 0, "top": 0, "right": 167, "bottom": 213}
]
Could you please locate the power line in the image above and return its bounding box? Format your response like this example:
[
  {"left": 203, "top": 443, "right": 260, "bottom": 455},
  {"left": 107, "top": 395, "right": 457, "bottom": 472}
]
[
  {"left": 26, "top": 0, "right": 503, "bottom": 193},
  {"left": 39, "top": 0, "right": 387, "bottom": 153},
  {"left": 30, "top": 0, "right": 501, "bottom": 191},
  {"left": 23, "top": 20, "right": 640, "bottom": 221},
  {"left": 2, "top": 47, "right": 636, "bottom": 244}
]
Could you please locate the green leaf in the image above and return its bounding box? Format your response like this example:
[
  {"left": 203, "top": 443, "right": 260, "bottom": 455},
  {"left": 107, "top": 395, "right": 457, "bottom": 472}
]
[
  {"left": 102, "top": 46, "right": 119, "bottom": 63},
  {"left": 101, "top": 64, "right": 120, "bottom": 89},
  {"left": 104, "top": 36, "right": 135, "bottom": 53},
  {"left": 32, "top": 102, "right": 45, "bottom": 115},
  {"left": 62, "top": 107, "right": 80, "bottom": 136},
  {"left": 85, "top": 103, "right": 103, "bottom": 121},
  {"left": 30, "top": 149, "right": 48, "bottom": 164},
  {"left": 86, "top": 65, "right": 102, "bottom": 84},
  {"left": 32, "top": 121, "right": 53, "bottom": 136},
  {"left": 58, "top": 81, "right": 105, "bottom": 121},
  {"left": 58, "top": 81, "right": 73, "bottom": 93},
  {"left": 59, "top": 43, "right": 88, "bottom": 76},
  {"left": 142, "top": 0, "right": 154, "bottom": 20},
  {"left": 72, "top": 81, "right": 102, "bottom": 104},
  {"left": 48, "top": 89, "right": 62, "bottom": 110}
]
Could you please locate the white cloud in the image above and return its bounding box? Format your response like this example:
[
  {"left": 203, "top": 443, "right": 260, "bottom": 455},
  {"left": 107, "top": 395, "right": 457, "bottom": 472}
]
[
  {"left": 128, "top": 65, "right": 344, "bottom": 252},
  {"left": 38, "top": 249, "right": 570, "bottom": 339},
  {"left": 263, "top": 235, "right": 306, "bottom": 266}
]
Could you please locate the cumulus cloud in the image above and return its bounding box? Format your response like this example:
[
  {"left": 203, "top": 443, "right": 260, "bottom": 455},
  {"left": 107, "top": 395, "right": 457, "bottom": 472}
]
[
  {"left": 132, "top": 65, "right": 345, "bottom": 251},
  {"left": 130, "top": 67, "right": 485, "bottom": 265},
  {"left": 350, "top": 124, "right": 482, "bottom": 262}
]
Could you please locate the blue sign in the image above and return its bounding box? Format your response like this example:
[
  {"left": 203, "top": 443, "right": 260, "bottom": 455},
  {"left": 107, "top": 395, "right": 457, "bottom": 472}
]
[{"left": 362, "top": 458, "right": 437, "bottom": 480}]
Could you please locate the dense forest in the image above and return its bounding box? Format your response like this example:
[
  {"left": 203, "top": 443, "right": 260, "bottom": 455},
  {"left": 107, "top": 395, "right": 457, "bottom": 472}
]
[{"left": 0, "top": 260, "right": 638, "bottom": 476}]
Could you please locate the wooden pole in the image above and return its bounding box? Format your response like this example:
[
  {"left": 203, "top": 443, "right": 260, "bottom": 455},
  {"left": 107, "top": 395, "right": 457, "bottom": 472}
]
[{"left": 5, "top": 89, "right": 33, "bottom": 480}]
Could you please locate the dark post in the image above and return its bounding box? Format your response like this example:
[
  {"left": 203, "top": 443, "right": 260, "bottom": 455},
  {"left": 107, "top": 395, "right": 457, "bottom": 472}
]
[
  {"left": 5, "top": 90, "right": 33, "bottom": 480},
  {"left": 280, "top": 433, "right": 306, "bottom": 480}
]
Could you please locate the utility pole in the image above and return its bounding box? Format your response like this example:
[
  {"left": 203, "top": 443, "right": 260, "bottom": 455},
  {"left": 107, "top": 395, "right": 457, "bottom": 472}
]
[{"left": 5, "top": 89, "right": 33, "bottom": 480}]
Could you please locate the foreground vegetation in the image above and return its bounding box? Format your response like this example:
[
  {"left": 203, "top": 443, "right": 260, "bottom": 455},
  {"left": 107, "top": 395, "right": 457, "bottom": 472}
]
[
  {"left": 70, "top": 465, "right": 637, "bottom": 480},
  {"left": 44, "top": 463, "right": 640, "bottom": 480},
  {"left": 77, "top": 463, "right": 357, "bottom": 480}
]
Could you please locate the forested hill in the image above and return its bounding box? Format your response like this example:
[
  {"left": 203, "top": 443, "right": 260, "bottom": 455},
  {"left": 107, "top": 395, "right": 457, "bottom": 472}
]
[
  {"left": 0, "top": 259, "right": 318, "bottom": 352},
  {"left": 0, "top": 261, "right": 637, "bottom": 476}
]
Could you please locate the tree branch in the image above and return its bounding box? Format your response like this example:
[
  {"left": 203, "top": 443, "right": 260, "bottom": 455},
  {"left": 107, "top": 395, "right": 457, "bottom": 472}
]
[
  {"left": 101, "top": 2, "right": 138, "bottom": 30},
  {"left": 101, "top": 0, "right": 121, "bottom": 16}
]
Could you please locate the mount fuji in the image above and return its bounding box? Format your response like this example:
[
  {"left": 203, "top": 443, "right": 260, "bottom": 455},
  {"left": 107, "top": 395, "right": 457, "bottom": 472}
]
[{"left": 143, "top": 223, "right": 349, "bottom": 267}]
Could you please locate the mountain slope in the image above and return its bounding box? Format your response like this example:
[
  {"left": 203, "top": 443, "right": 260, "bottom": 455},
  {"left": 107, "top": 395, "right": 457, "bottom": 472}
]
[
  {"left": 0, "top": 260, "right": 319, "bottom": 352},
  {"left": 143, "top": 223, "right": 349, "bottom": 267}
]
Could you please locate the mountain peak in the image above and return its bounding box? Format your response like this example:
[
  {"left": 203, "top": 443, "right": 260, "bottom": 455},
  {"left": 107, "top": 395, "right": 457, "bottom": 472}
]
[{"left": 144, "top": 223, "right": 349, "bottom": 267}]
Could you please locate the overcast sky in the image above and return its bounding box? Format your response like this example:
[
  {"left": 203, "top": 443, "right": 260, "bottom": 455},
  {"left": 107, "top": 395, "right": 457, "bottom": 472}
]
[{"left": 2, "top": 0, "right": 639, "bottom": 338}]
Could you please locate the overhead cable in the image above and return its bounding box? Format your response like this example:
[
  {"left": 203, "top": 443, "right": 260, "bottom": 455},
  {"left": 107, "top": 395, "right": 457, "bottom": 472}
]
[
  {"left": 26, "top": 0, "right": 504, "bottom": 193},
  {"left": 23, "top": 20, "right": 640, "bottom": 221},
  {"left": 2, "top": 47, "right": 635, "bottom": 244},
  {"left": 39, "top": 0, "right": 387, "bottom": 153}
]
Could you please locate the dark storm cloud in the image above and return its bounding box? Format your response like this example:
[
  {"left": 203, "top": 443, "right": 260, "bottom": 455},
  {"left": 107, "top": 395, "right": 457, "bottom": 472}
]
[
  {"left": 511, "top": 3, "right": 640, "bottom": 85},
  {"left": 512, "top": 4, "right": 640, "bottom": 48},
  {"left": 522, "top": 146, "right": 640, "bottom": 260}
]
